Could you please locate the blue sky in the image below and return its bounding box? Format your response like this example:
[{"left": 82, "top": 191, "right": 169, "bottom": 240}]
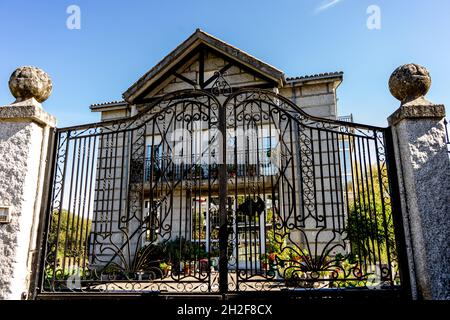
[{"left": 0, "top": 0, "right": 449, "bottom": 127}]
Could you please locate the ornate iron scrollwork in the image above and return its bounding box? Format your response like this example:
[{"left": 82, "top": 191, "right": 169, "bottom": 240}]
[
  {"left": 211, "top": 72, "right": 232, "bottom": 97},
  {"left": 40, "top": 88, "right": 402, "bottom": 296}
]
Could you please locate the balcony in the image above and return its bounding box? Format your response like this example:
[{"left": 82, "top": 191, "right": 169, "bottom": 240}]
[
  {"left": 143, "top": 149, "right": 278, "bottom": 182},
  {"left": 144, "top": 162, "right": 278, "bottom": 182}
]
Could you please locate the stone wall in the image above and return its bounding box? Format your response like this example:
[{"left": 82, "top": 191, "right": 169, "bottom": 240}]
[
  {"left": 388, "top": 63, "right": 450, "bottom": 300},
  {"left": 0, "top": 102, "right": 56, "bottom": 300},
  {"left": 279, "top": 80, "right": 338, "bottom": 119}
]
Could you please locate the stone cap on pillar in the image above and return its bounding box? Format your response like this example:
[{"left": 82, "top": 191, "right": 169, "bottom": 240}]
[
  {"left": 388, "top": 63, "right": 445, "bottom": 126},
  {"left": 0, "top": 104, "right": 56, "bottom": 127},
  {"left": 0, "top": 66, "right": 56, "bottom": 127}
]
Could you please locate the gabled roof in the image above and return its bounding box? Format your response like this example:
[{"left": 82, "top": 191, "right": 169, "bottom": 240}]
[{"left": 122, "top": 29, "right": 286, "bottom": 103}]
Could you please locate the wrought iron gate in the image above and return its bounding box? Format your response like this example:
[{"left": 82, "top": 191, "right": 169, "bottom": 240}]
[{"left": 36, "top": 89, "right": 408, "bottom": 298}]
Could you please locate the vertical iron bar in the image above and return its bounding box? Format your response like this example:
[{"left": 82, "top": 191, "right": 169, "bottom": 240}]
[
  {"left": 259, "top": 101, "right": 267, "bottom": 276},
  {"left": 83, "top": 135, "right": 97, "bottom": 271},
  {"left": 62, "top": 137, "right": 78, "bottom": 277},
  {"left": 326, "top": 131, "right": 335, "bottom": 231},
  {"left": 218, "top": 98, "right": 228, "bottom": 294},
  {"left": 350, "top": 134, "right": 364, "bottom": 267},
  {"left": 337, "top": 132, "right": 348, "bottom": 230},
  {"left": 296, "top": 123, "right": 305, "bottom": 224},
  {"left": 317, "top": 129, "right": 326, "bottom": 228},
  {"left": 360, "top": 136, "right": 376, "bottom": 267},
  {"left": 365, "top": 135, "right": 383, "bottom": 273},
  {"left": 207, "top": 97, "right": 212, "bottom": 292},
  {"left": 331, "top": 132, "right": 341, "bottom": 232},
  {"left": 233, "top": 97, "right": 239, "bottom": 291},
  {"left": 75, "top": 137, "right": 87, "bottom": 270}
]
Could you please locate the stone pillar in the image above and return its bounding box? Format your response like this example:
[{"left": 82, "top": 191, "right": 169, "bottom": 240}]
[
  {"left": 0, "top": 66, "right": 56, "bottom": 300},
  {"left": 388, "top": 64, "right": 450, "bottom": 300}
]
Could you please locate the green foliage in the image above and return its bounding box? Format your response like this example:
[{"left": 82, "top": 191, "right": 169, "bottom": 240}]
[
  {"left": 265, "top": 229, "right": 287, "bottom": 255},
  {"left": 47, "top": 210, "right": 92, "bottom": 263},
  {"left": 164, "top": 237, "right": 208, "bottom": 263},
  {"left": 192, "top": 212, "right": 206, "bottom": 239},
  {"left": 345, "top": 165, "right": 396, "bottom": 264}
]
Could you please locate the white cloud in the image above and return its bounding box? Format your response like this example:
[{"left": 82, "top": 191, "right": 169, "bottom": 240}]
[{"left": 315, "top": 0, "right": 343, "bottom": 13}]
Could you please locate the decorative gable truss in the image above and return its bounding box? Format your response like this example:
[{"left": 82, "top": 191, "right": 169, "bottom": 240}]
[
  {"left": 136, "top": 46, "right": 278, "bottom": 102},
  {"left": 123, "top": 29, "right": 284, "bottom": 104}
]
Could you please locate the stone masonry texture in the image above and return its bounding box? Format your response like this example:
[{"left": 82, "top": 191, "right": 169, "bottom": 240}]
[
  {"left": 393, "top": 118, "right": 450, "bottom": 299},
  {"left": 0, "top": 121, "right": 43, "bottom": 299}
]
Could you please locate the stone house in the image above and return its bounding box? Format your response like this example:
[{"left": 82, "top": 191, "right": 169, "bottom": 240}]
[{"left": 89, "top": 29, "right": 345, "bottom": 270}]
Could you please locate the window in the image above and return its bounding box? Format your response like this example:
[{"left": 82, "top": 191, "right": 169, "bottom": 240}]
[
  {"left": 144, "top": 199, "right": 161, "bottom": 242},
  {"left": 260, "top": 136, "right": 278, "bottom": 176},
  {"left": 192, "top": 197, "right": 208, "bottom": 240},
  {"left": 145, "top": 144, "right": 162, "bottom": 181}
]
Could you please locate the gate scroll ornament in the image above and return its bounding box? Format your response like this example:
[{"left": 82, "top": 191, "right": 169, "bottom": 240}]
[{"left": 38, "top": 88, "right": 405, "bottom": 296}]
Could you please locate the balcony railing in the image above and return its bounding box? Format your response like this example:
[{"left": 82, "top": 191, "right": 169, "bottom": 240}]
[
  {"left": 338, "top": 114, "right": 353, "bottom": 123},
  {"left": 144, "top": 150, "right": 278, "bottom": 182}
]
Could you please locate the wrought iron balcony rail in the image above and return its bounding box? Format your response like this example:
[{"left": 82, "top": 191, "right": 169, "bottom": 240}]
[
  {"left": 144, "top": 149, "right": 278, "bottom": 181},
  {"left": 338, "top": 114, "right": 354, "bottom": 123}
]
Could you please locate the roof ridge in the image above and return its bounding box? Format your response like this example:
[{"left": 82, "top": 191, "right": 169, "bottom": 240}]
[{"left": 197, "top": 29, "right": 284, "bottom": 75}]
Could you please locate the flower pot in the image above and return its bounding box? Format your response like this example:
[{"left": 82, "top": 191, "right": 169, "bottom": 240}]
[{"left": 183, "top": 264, "right": 190, "bottom": 276}]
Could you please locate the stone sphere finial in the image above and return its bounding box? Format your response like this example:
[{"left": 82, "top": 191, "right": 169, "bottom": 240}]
[
  {"left": 8, "top": 66, "right": 52, "bottom": 103},
  {"left": 389, "top": 63, "right": 431, "bottom": 104}
]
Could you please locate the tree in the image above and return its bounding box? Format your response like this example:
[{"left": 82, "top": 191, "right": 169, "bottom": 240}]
[
  {"left": 47, "top": 210, "right": 92, "bottom": 264},
  {"left": 345, "top": 164, "right": 396, "bottom": 264}
]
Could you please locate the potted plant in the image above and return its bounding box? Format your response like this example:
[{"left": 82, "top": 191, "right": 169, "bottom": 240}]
[
  {"left": 260, "top": 253, "right": 269, "bottom": 270},
  {"left": 182, "top": 261, "right": 191, "bottom": 276},
  {"left": 159, "top": 261, "right": 170, "bottom": 277},
  {"left": 260, "top": 252, "right": 277, "bottom": 271},
  {"left": 227, "top": 164, "right": 237, "bottom": 178},
  {"left": 164, "top": 237, "right": 210, "bottom": 276}
]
